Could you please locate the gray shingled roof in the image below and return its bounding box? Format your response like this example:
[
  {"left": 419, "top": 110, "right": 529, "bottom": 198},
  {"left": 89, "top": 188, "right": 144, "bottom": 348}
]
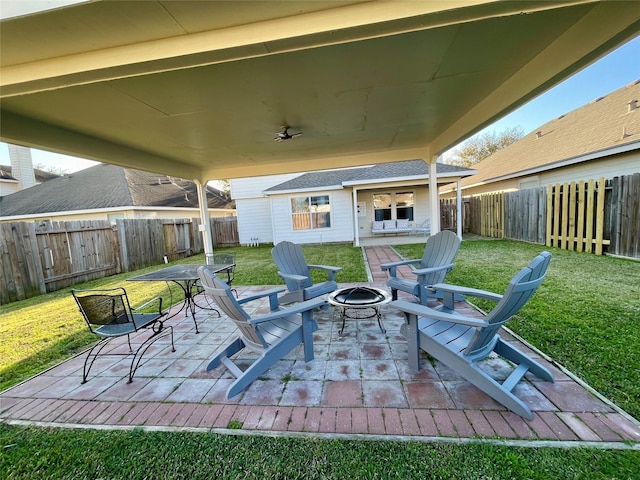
[
  {"left": 264, "top": 160, "right": 474, "bottom": 192},
  {"left": 460, "top": 79, "right": 640, "bottom": 188},
  {"left": 0, "top": 165, "right": 59, "bottom": 183},
  {"left": 0, "top": 163, "right": 234, "bottom": 216}
]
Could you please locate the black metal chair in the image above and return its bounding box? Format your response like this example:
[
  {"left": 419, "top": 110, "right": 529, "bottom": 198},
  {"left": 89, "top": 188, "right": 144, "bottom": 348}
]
[{"left": 72, "top": 287, "right": 175, "bottom": 383}]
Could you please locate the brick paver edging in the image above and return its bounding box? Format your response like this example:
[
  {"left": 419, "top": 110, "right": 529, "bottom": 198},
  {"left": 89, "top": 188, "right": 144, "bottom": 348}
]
[{"left": 2, "top": 398, "right": 639, "bottom": 448}]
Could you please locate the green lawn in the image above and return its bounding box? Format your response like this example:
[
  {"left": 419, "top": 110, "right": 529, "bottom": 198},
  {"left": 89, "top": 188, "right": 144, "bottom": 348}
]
[
  {"left": 1, "top": 240, "right": 639, "bottom": 479},
  {"left": 2, "top": 425, "right": 639, "bottom": 480},
  {"left": 0, "top": 244, "right": 366, "bottom": 392}
]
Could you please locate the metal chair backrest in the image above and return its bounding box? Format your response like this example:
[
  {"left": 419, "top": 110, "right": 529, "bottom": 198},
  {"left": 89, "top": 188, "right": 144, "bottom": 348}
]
[{"left": 72, "top": 288, "right": 133, "bottom": 333}]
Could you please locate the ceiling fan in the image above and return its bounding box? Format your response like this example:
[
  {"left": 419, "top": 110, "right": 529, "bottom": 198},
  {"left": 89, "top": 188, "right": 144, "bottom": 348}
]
[{"left": 274, "top": 125, "right": 303, "bottom": 142}]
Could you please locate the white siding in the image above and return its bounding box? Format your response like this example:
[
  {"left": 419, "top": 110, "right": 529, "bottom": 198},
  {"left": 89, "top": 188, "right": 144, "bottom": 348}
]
[
  {"left": 235, "top": 198, "right": 274, "bottom": 245},
  {"left": 271, "top": 189, "right": 354, "bottom": 245},
  {"left": 538, "top": 152, "right": 640, "bottom": 186},
  {"left": 230, "top": 174, "right": 298, "bottom": 200}
]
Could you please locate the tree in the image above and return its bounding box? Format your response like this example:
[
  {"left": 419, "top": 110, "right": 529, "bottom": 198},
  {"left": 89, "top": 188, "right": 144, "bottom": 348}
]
[
  {"left": 34, "top": 163, "right": 67, "bottom": 175},
  {"left": 446, "top": 126, "right": 524, "bottom": 167}
]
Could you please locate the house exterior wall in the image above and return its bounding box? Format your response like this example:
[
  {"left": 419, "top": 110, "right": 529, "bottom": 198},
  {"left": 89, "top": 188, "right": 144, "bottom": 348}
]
[
  {"left": 230, "top": 173, "right": 298, "bottom": 245},
  {"left": 270, "top": 188, "right": 354, "bottom": 245},
  {"left": 446, "top": 150, "right": 640, "bottom": 197},
  {"left": 235, "top": 198, "right": 274, "bottom": 245},
  {"left": 356, "top": 185, "right": 431, "bottom": 238}
]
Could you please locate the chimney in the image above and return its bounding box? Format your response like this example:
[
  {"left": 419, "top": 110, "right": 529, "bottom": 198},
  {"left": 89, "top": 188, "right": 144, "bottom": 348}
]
[
  {"left": 535, "top": 131, "right": 543, "bottom": 139},
  {"left": 628, "top": 99, "right": 638, "bottom": 113},
  {"left": 8, "top": 145, "right": 36, "bottom": 190}
]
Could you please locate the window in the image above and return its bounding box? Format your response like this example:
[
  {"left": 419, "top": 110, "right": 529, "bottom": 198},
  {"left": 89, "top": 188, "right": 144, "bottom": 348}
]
[
  {"left": 373, "top": 193, "right": 392, "bottom": 220},
  {"left": 396, "top": 192, "right": 414, "bottom": 220},
  {"left": 291, "top": 195, "right": 331, "bottom": 230},
  {"left": 373, "top": 192, "right": 414, "bottom": 221}
]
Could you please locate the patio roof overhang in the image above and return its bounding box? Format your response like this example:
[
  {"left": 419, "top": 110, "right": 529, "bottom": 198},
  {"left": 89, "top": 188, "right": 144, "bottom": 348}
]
[{"left": 1, "top": 1, "right": 639, "bottom": 186}]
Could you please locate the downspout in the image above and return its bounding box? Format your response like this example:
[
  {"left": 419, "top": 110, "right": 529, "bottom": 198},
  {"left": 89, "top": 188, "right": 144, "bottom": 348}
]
[
  {"left": 195, "top": 181, "right": 214, "bottom": 264},
  {"left": 456, "top": 180, "right": 463, "bottom": 240},
  {"left": 428, "top": 155, "right": 440, "bottom": 234},
  {"left": 353, "top": 187, "right": 360, "bottom": 247}
]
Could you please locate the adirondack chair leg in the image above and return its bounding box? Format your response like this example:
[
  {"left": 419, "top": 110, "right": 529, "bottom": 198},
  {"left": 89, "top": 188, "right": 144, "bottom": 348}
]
[
  {"left": 301, "top": 310, "right": 316, "bottom": 362},
  {"left": 421, "top": 333, "right": 537, "bottom": 419},
  {"left": 463, "top": 365, "right": 536, "bottom": 420},
  {"left": 494, "top": 339, "right": 554, "bottom": 382},
  {"left": 206, "top": 337, "right": 246, "bottom": 372},
  {"left": 226, "top": 335, "right": 303, "bottom": 398},
  {"left": 403, "top": 312, "right": 422, "bottom": 371}
]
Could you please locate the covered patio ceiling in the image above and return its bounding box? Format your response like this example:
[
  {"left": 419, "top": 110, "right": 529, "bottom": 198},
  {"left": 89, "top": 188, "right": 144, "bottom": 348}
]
[{"left": 1, "top": 1, "right": 639, "bottom": 185}]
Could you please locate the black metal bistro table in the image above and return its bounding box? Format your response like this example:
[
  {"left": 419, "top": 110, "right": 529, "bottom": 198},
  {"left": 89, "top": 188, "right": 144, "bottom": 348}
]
[
  {"left": 328, "top": 286, "right": 392, "bottom": 335},
  {"left": 128, "top": 263, "right": 234, "bottom": 334}
]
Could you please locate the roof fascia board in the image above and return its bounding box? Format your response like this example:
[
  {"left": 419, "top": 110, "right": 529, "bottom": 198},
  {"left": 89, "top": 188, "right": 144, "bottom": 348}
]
[
  {"left": 0, "top": 205, "right": 232, "bottom": 221},
  {"left": 264, "top": 185, "right": 344, "bottom": 196}
]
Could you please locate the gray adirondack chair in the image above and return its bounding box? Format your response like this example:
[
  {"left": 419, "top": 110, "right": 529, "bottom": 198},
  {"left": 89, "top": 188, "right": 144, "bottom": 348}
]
[
  {"left": 271, "top": 241, "right": 342, "bottom": 305},
  {"left": 381, "top": 230, "right": 461, "bottom": 306},
  {"left": 197, "top": 266, "right": 324, "bottom": 398},
  {"left": 391, "top": 251, "right": 553, "bottom": 419}
]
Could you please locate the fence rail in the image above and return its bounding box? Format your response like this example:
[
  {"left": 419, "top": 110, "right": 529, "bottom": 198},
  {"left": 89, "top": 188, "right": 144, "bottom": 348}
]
[{"left": 1, "top": 217, "right": 238, "bottom": 304}]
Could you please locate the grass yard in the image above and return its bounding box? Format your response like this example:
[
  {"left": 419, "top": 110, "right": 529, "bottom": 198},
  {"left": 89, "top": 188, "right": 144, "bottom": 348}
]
[
  {"left": 1, "top": 239, "right": 639, "bottom": 479},
  {"left": 0, "top": 245, "right": 366, "bottom": 392},
  {"left": 396, "top": 239, "right": 640, "bottom": 421},
  {"left": 2, "top": 425, "right": 639, "bottom": 480}
]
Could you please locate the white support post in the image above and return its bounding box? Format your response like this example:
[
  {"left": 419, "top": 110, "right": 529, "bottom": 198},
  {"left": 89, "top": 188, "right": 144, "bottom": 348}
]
[
  {"left": 196, "top": 181, "right": 214, "bottom": 264},
  {"left": 428, "top": 155, "right": 440, "bottom": 234},
  {"left": 456, "top": 180, "right": 463, "bottom": 240},
  {"left": 353, "top": 187, "right": 360, "bottom": 247}
]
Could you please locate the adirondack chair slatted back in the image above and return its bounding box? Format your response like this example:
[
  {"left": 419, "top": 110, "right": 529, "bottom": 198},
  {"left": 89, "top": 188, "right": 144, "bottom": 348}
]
[
  {"left": 197, "top": 267, "right": 267, "bottom": 349},
  {"left": 464, "top": 252, "right": 551, "bottom": 356},
  {"left": 74, "top": 289, "right": 132, "bottom": 331},
  {"left": 272, "top": 241, "right": 312, "bottom": 290},
  {"left": 419, "top": 230, "right": 461, "bottom": 285}
]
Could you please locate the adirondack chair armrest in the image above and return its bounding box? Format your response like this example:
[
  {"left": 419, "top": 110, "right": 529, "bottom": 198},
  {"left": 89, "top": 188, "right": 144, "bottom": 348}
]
[
  {"left": 411, "top": 263, "right": 454, "bottom": 277},
  {"left": 237, "top": 287, "right": 286, "bottom": 306},
  {"left": 391, "top": 300, "right": 488, "bottom": 328},
  {"left": 278, "top": 272, "right": 308, "bottom": 285},
  {"left": 308, "top": 264, "right": 342, "bottom": 280},
  {"left": 249, "top": 297, "right": 326, "bottom": 324},
  {"left": 430, "top": 283, "right": 503, "bottom": 302},
  {"left": 381, "top": 259, "right": 420, "bottom": 276}
]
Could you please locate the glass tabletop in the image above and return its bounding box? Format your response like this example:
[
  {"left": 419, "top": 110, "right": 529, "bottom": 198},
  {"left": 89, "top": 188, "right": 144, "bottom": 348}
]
[{"left": 128, "top": 263, "right": 234, "bottom": 282}]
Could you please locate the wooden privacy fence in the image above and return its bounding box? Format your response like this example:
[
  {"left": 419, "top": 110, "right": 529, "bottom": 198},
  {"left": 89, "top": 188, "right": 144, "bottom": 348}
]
[
  {"left": 504, "top": 187, "right": 547, "bottom": 244},
  {"left": 546, "top": 178, "right": 608, "bottom": 254},
  {"left": 1, "top": 216, "right": 239, "bottom": 304},
  {"left": 467, "top": 192, "right": 504, "bottom": 238},
  {"left": 458, "top": 173, "right": 639, "bottom": 259}
]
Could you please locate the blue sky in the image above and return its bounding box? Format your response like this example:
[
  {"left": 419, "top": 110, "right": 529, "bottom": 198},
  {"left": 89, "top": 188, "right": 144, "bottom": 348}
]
[{"left": 2, "top": 35, "right": 639, "bottom": 174}]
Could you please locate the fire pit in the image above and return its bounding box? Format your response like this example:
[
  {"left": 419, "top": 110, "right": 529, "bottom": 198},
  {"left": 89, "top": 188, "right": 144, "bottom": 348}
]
[{"left": 327, "top": 286, "right": 392, "bottom": 335}]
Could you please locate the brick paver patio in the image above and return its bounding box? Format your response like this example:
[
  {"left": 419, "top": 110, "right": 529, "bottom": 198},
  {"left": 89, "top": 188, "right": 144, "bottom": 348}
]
[{"left": 2, "top": 245, "right": 639, "bottom": 448}]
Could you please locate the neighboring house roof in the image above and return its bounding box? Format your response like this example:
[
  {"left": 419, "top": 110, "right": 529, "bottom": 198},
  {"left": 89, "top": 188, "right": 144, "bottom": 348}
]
[
  {"left": 0, "top": 165, "right": 59, "bottom": 183},
  {"left": 460, "top": 79, "right": 640, "bottom": 189},
  {"left": 0, "top": 163, "right": 234, "bottom": 216},
  {"left": 264, "top": 160, "right": 475, "bottom": 193}
]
